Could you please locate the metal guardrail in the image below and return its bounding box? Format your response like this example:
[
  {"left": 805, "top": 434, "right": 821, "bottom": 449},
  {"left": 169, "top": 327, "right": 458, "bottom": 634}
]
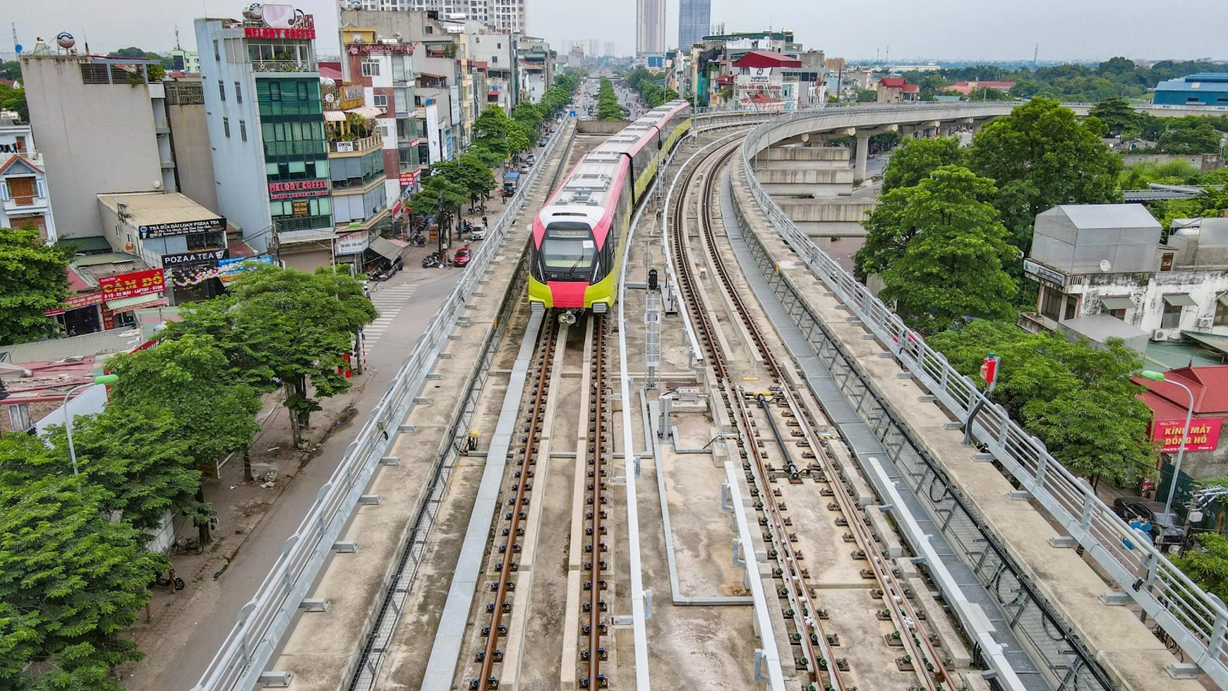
[
  {"left": 738, "top": 106, "right": 1228, "bottom": 687},
  {"left": 192, "top": 119, "right": 576, "bottom": 691}
]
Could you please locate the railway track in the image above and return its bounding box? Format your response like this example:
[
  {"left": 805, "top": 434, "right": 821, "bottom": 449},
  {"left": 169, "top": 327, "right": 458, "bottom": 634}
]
[
  {"left": 472, "top": 319, "right": 560, "bottom": 691},
  {"left": 580, "top": 314, "right": 611, "bottom": 689},
  {"left": 670, "top": 137, "right": 953, "bottom": 691}
]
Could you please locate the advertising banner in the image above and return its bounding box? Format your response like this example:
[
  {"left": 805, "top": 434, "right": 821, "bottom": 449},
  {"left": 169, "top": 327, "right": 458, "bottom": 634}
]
[
  {"left": 138, "top": 217, "right": 226, "bottom": 239},
  {"left": 161, "top": 248, "right": 227, "bottom": 268},
  {"left": 268, "top": 179, "right": 330, "bottom": 201},
  {"left": 99, "top": 268, "right": 165, "bottom": 301},
  {"left": 335, "top": 231, "right": 369, "bottom": 256},
  {"left": 1154, "top": 418, "right": 1223, "bottom": 453},
  {"left": 218, "top": 256, "right": 275, "bottom": 284},
  {"left": 45, "top": 291, "right": 103, "bottom": 316}
]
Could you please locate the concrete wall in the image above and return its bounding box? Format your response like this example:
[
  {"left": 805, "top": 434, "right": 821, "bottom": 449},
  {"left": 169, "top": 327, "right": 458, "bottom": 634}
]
[
  {"left": 1122, "top": 152, "right": 1223, "bottom": 172},
  {"left": 167, "top": 92, "right": 219, "bottom": 214},
  {"left": 21, "top": 56, "right": 166, "bottom": 239},
  {"left": 758, "top": 167, "right": 855, "bottom": 197},
  {"left": 777, "top": 198, "right": 875, "bottom": 223}
]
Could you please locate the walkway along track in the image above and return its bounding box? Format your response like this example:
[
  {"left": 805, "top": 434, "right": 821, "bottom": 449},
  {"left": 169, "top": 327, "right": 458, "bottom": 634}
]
[
  {"left": 672, "top": 138, "right": 952, "bottom": 690},
  {"left": 474, "top": 320, "right": 561, "bottom": 690}
]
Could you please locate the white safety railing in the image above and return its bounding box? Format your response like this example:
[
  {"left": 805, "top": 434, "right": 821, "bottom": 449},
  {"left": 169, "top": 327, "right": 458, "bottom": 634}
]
[
  {"left": 736, "top": 105, "right": 1228, "bottom": 687},
  {"left": 193, "top": 119, "right": 576, "bottom": 691}
]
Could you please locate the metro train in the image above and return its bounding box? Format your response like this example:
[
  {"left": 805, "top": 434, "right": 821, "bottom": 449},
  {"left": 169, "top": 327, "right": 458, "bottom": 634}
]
[{"left": 528, "top": 100, "right": 692, "bottom": 322}]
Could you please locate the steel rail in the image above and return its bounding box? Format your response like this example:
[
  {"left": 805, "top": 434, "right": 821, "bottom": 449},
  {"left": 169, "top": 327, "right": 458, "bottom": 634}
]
[
  {"left": 476, "top": 320, "right": 560, "bottom": 690},
  {"left": 668, "top": 139, "right": 831, "bottom": 687},
  {"left": 581, "top": 315, "right": 611, "bottom": 688}
]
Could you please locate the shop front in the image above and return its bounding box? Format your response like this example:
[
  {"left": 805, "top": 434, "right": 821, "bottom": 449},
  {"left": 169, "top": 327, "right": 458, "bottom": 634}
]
[
  {"left": 162, "top": 248, "right": 227, "bottom": 304},
  {"left": 45, "top": 291, "right": 104, "bottom": 337},
  {"left": 99, "top": 268, "right": 169, "bottom": 329}
]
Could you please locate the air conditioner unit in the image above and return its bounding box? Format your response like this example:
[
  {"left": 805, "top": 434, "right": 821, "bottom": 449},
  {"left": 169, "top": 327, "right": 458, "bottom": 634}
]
[
  {"left": 1152, "top": 329, "right": 1170, "bottom": 341},
  {"left": 1199, "top": 316, "right": 1215, "bottom": 328}
]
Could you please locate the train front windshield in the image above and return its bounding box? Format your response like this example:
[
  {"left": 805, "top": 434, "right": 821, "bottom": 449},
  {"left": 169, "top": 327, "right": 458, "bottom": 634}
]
[{"left": 541, "top": 223, "right": 597, "bottom": 279}]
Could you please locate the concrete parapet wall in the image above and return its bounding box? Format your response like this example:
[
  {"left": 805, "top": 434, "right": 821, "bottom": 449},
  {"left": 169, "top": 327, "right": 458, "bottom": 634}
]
[
  {"left": 576, "top": 120, "right": 630, "bottom": 135},
  {"left": 757, "top": 168, "right": 854, "bottom": 185},
  {"left": 761, "top": 146, "right": 850, "bottom": 162},
  {"left": 778, "top": 199, "right": 876, "bottom": 223}
]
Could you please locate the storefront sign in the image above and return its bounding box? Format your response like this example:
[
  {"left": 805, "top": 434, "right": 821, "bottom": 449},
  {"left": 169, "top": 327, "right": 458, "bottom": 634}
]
[
  {"left": 268, "top": 179, "right": 330, "bottom": 201},
  {"left": 218, "top": 255, "right": 275, "bottom": 284},
  {"left": 45, "top": 291, "right": 103, "bottom": 316},
  {"left": 161, "top": 248, "right": 226, "bottom": 268},
  {"left": 1154, "top": 418, "right": 1223, "bottom": 453},
  {"left": 335, "top": 231, "right": 369, "bottom": 256},
  {"left": 99, "top": 268, "right": 165, "bottom": 301},
  {"left": 138, "top": 217, "right": 226, "bottom": 239},
  {"left": 292, "top": 200, "right": 310, "bottom": 216},
  {"left": 343, "top": 85, "right": 364, "bottom": 101},
  {"left": 244, "top": 26, "right": 315, "bottom": 39},
  {"left": 347, "top": 43, "right": 413, "bottom": 54},
  {"left": 1022, "top": 259, "right": 1067, "bottom": 288},
  {"left": 399, "top": 170, "right": 419, "bottom": 188}
]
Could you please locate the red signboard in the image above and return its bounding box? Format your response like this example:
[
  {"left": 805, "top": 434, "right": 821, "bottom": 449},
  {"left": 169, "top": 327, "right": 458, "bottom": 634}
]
[
  {"left": 269, "top": 179, "right": 330, "bottom": 201},
  {"left": 1154, "top": 418, "right": 1223, "bottom": 453},
  {"left": 99, "top": 268, "right": 166, "bottom": 301},
  {"left": 244, "top": 27, "right": 316, "bottom": 40},
  {"left": 44, "top": 291, "right": 104, "bottom": 316}
]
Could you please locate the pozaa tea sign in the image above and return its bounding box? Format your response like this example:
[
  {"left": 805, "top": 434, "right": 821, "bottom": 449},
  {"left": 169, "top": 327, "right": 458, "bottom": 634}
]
[
  {"left": 1153, "top": 418, "right": 1223, "bottom": 453},
  {"left": 99, "top": 268, "right": 165, "bottom": 301}
]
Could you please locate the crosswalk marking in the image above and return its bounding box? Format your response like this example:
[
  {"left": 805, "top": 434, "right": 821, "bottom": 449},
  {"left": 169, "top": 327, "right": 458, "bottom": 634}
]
[{"left": 363, "top": 284, "right": 418, "bottom": 345}]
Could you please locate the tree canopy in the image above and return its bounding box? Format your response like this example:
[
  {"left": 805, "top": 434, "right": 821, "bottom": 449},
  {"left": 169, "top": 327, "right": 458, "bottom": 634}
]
[
  {"left": 871, "top": 166, "right": 1018, "bottom": 333},
  {"left": 624, "top": 66, "right": 679, "bottom": 108},
  {"left": 0, "top": 435, "right": 163, "bottom": 691},
  {"left": 595, "top": 78, "right": 626, "bottom": 121},
  {"left": 0, "top": 228, "right": 71, "bottom": 346},
  {"left": 926, "top": 320, "right": 1155, "bottom": 487},
  {"left": 164, "top": 266, "right": 375, "bottom": 444},
  {"left": 967, "top": 98, "right": 1123, "bottom": 253},
  {"left": 880, "top": 136, "right": 965, "bottom": 194}
]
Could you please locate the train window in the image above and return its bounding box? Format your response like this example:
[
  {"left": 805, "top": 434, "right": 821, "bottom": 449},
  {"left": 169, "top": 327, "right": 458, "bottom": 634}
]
[{"left": 543, "top": 222, "right": 596, "bottom": 271}]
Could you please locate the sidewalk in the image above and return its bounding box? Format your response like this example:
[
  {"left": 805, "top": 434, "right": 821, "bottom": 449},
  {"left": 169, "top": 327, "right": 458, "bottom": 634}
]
[{"left": 119, "top": 266, "right": 459, "bottom": 690}]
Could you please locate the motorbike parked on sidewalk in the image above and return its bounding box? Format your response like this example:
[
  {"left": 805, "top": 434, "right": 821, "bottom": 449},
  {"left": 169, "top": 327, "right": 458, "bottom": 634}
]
[{"left": 151, "top": 569, "right": 186, "bottom": 591}]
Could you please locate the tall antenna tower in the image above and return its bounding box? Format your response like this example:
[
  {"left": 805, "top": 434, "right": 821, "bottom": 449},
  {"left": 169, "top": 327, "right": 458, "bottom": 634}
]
[{"left": 1033, "top": 43, "right": 1038, "bottom": 68}]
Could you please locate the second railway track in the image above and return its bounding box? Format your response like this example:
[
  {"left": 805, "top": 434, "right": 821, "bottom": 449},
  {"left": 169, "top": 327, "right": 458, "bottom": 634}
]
[{"left": 669, "top": 137, "right": 955, "bottom": 691}]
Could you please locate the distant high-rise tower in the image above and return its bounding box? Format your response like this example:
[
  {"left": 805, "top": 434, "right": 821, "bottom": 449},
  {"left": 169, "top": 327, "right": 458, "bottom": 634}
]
[
  {"left": 370, "top": 0, "right": 527, "bottom": 33},
  {"left": 637, "top": 0, "right": 666, "bottom": 56},
  {"left": 589, "top": 38, "right": 600, "bottom": 57},
  {"left": 678, "top": 0, "right": 711, "bottom": 52},
  {"left": 604, "top": 41, "right": 616, "bottom": 58}
]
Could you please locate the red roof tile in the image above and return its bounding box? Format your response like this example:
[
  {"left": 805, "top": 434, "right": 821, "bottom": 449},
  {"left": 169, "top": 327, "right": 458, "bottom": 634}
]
[
  {"left": 1133, "top": 365, "right": 1228, "bottom": 418},
  {"left": 879, "top": 77, "right": 907, "bottom": 88},
  {"left": 734, "top": 51, "right": 802, "bottom": 69},
  {"left": 318, "top": 61, "right": 343, "bottom": 80}
]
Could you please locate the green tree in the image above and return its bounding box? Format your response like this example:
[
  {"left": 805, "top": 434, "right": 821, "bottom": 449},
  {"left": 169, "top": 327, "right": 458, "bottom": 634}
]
[
  {"left": 967, "top": 98, "right": 1123, "bottom": 253},
  {"left": 1159, "top": 120, "right": 1224, "bottom": 154},
  {"left": 0, "top": 228, "right": 70, "bottom": 345},
  {"left": 965, "top": 87, "right": 1012, "bottom": 101},
  {"left": 510, "top": 102, "right": 542, "bottom": 131},
  {"left": 0, "top": 60, "right": 19, "bottom": 81},
  {"left": 1089, "top": 97, "right": 1141, "bottom": 138},
  {"left": 471, "top": 105, "right": 513, "bottom": 159},
  {"left": 853, "top": 183, "right": 919, "bottom": 281},
  {"left": 0, "top": 435, "right": 162, "bottom": 690},
  {"left": 507, "top": 120, "right": 532, "bottom": 155},
  {"left": 0, "top": 83, "right": 27, "bottom": 122},
  {"left": 1174, "top": 533, "right": 1228, "bottom": 603},
  {"left": 881, "top": 136, "right": 965, "bottom": 193},
  {"left": 876, "top": 166, "right": 1018, "bottom": 333},
  {"left": 101, "top": 333, "right": 261, "bottom": 493},
  {"left": 164, "top": 267, "right": 375, "bottom": 445},
  {"left": 926, "top": 320, "right": 1155, "bottom": 486}
]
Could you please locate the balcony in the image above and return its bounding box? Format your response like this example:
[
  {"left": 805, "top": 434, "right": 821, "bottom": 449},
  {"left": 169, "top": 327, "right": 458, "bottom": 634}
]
[
  {"left": 328, "top": 132, "right": 383, "bottom": 155},
  {"left": 252, "top": 59, "right": 318, "bottom": 73},
  {"left": 2, "top": 194, "right": 49, "bottom": 214}
]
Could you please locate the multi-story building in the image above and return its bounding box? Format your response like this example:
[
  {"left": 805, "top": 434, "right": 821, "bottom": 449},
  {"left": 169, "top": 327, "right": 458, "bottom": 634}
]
[
  {"left": 171, "top": 49, "right": 201, "bottom": 73},
  {"left": 0, "top": 111, "right": 57, "bottom": 242},
  {"left": 20, "top": 51, "right": 180, "bottom": 239},
  {"left": 604, "top": 41, "right": 616, "bottom": 59},
  {"left": 361, "top": 0, "right": 526, "bottom": 33},
  {"left": 468, "top": 29, "right": 517, "bottom": 111},
  {"left": 164, "top": 79, "right": 219, "bottom": 214},
  {"left": 516, "top": 36, "right": 552, "bottom": 104},
  {"left": 678, "top": 0, "right": 711, "bottom": 52},
  {"left": 1020, "top": 206, "right": 1228, "bottom": 353},
  {"left": 196, "top": 12, "right": 347, "bottom": 270},
  {"left": 337, "top": 24, "right": 420, "bottom": 214},
  {"left": 637, "top": 0, "right": 666, "bottom": 56}
]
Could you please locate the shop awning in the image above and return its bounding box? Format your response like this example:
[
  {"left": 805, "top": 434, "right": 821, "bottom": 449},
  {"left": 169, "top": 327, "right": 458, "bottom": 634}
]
[
  {"left": 1164, "top": 294, "right": 1198, "bottom": 307},
  {"left": 1100, "top": 296, "right": 1136, "bottom": 310},
  {"left": 346, "top": 105, "right": 384, "bottom": 119},
  {"left": 106, "top": 295, "right": 168, "bottom": 312},
  {"left": 369, "top": 237, "right": 403, "bottom": 262},
  {"left": 324, "top": 110, "right": 346, "bottom": 122}
]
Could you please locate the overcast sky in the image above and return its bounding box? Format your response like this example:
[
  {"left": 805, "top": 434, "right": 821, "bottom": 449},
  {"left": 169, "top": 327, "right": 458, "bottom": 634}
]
[{"left": 6, "top": 0, "right": 1228, "bottom": 62}]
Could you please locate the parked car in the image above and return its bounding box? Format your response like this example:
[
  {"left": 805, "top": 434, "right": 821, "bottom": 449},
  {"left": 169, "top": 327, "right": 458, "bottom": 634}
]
[
  {"left": 539, "top": 138, "right": 548, "bottom": 147},
  {"left": 1113, "top": 496, "right": 1184, "bottom": 547},
  {"left": 453, "top": 246, "right": 472, "bottom": 267},
  {"left": 519, "top": 163, "right": 531, "bottom": 174},
  {"left": 469, "top": 225, "right": 487, "bottom": 241}
]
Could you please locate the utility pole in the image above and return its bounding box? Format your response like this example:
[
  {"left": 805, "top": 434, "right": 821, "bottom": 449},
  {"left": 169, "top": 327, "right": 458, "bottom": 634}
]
[{"left": 1033, "top": 44, "right": 1039, "bottom": 68}]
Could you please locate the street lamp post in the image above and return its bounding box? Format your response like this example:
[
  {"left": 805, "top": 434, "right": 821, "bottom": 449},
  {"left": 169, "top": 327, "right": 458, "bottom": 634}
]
[
  {"left": 1140, "top": 370, "right": 1196, "bottom": 527},
  {"left": 62, "top": 374, "right": 119, "bottom": 475}
]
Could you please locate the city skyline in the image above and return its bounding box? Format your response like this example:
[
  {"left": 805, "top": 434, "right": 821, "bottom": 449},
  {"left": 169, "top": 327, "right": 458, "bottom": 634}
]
[{"left": 5, "top": 0, "right": 1228, "bottom": 61}]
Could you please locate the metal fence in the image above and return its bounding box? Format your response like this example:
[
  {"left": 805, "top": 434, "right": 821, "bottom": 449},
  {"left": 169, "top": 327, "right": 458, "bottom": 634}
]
[
  {"left": 191, "top": 120, "right": 576, "bottom": 691},
  {"left": 737, "top": 106, "right": 1228, "bottom": 687}
]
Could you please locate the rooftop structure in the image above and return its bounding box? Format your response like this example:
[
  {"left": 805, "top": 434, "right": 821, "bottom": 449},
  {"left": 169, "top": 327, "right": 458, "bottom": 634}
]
[{"left": 1154, "top": 72, "right": 1228, "bottom": 107}]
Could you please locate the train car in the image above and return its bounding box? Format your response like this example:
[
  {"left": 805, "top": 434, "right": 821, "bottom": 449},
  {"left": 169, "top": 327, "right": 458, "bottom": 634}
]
[{"left": 529, "top": 100, "right": 692, "bottom": 322}]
